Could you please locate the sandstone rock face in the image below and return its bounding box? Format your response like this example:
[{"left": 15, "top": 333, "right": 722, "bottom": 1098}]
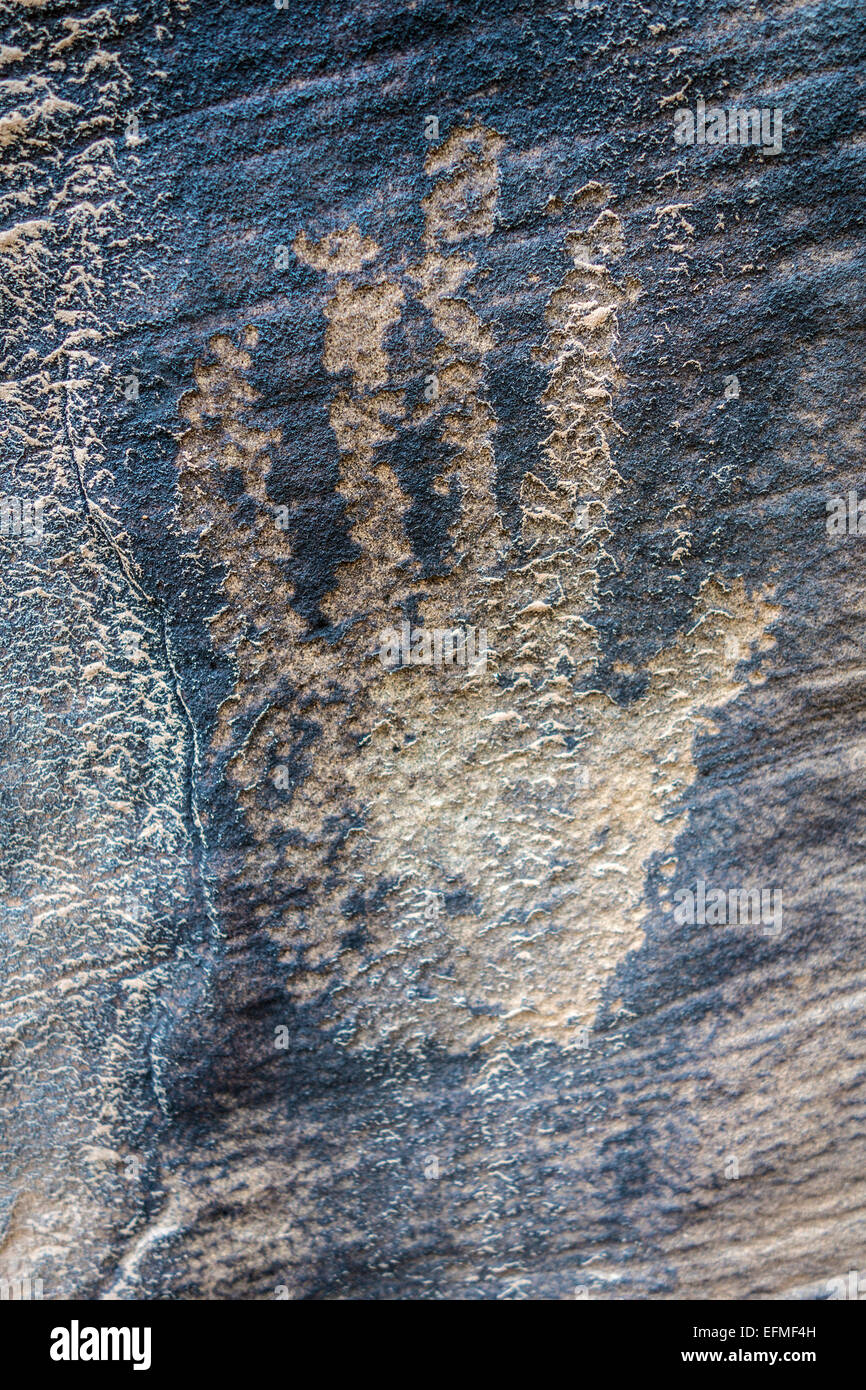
[{"left": 0, "top": 0, "right": 863, "bottom": 1299}]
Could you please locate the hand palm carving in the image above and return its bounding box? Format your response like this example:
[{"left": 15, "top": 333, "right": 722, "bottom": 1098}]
[{"left": 177, "top": 123, "right": 777, "bottom": 1052}]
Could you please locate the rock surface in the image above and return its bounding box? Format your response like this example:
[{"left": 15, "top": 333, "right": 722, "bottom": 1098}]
[{"left": 0, "top": 0, "right": 863, "bottom": 1299}]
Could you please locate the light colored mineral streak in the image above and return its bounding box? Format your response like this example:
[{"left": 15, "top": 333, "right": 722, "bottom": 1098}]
[
  {"left": 409, "top": 124, "right": 508, "bottom": 592},
  {"left": 0, "top": 3, "right": 199, "bottom": 1291},
  {"left": 294, "top": 227, "right": 409, "bottom": 639},
  {"left": 176, "top": 328, "right": 296, "bottom": 758}
]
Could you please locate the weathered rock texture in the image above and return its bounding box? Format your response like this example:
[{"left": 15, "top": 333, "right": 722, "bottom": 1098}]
[{"left": 0, "top": 0, "right": 863, "bottom": 1299}]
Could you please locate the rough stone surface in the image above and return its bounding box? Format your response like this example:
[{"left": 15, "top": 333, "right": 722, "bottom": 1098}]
[{"left": 0, "top": 0, "right": 863, "bottom": 1299}]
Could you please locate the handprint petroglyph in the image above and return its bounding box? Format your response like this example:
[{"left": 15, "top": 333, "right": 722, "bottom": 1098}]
[{"left": 175, "top": 126, "right": 779, "bottom": 1052}]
